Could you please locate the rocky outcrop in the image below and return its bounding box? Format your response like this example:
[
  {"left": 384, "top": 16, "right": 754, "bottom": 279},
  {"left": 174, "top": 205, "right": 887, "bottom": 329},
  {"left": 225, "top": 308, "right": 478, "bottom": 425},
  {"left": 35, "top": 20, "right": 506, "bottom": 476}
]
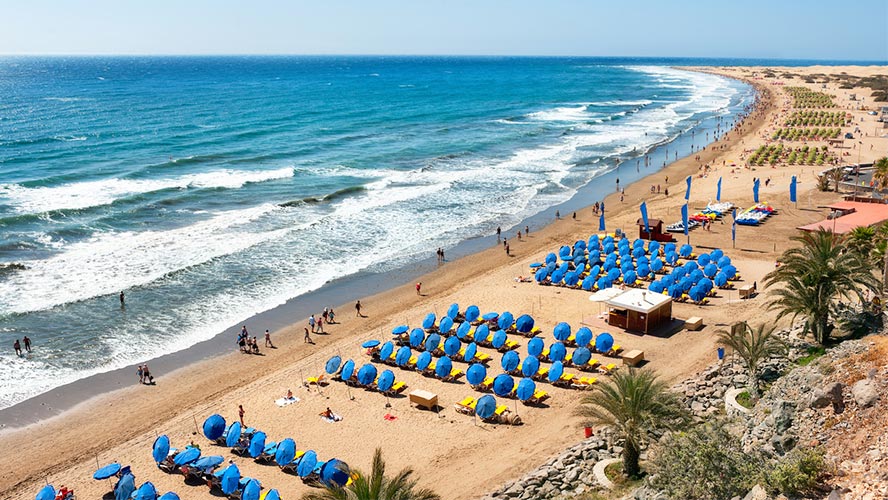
[{"left": 851, "top": 378, "right": 880, "bottom": 408}]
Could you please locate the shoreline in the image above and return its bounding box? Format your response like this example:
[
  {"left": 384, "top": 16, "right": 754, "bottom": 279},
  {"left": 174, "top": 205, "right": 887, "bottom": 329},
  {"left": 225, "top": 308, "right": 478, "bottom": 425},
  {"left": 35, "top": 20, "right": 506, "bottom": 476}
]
[{"left": 0, "top": 68, "right": 754, "bottom": 428}]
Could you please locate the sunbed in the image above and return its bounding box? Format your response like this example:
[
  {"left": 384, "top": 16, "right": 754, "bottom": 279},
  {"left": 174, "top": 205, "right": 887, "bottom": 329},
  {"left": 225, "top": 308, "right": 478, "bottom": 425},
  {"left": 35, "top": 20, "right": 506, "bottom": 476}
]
[
  {"left": 598, "top": 363, "right": 618, "bottom": 374},
  {"left": 305, "top": 374, "right": 326, "bottom": 386},
  {"left": 571, "top": 376, "right": 598, "bottom": 390},
  {"left": 454, "top": 396, "right": 476, "bottom": 414},
  {"left": 552, "top": 373, "right": 576, "bottom": 388}
]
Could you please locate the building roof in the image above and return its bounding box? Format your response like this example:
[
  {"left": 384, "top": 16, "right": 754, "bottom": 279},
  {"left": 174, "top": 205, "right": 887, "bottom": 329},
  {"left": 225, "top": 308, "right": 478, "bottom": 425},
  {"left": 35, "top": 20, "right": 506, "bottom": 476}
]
[
  {"left": 605, "top": 288, "right": 672, "bottom": 314},
  {"left": 636, "top": 218, "right": 664, "bottom": 226},
  {"left": 797, "top": 201, "right": 888, "bottom": 234}
]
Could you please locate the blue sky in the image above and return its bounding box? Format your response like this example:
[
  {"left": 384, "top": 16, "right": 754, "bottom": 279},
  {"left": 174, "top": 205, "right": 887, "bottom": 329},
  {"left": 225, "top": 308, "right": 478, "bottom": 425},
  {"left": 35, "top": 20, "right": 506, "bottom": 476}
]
[{"left": 1, "top": 0, "right": 885, "bottom": 60}]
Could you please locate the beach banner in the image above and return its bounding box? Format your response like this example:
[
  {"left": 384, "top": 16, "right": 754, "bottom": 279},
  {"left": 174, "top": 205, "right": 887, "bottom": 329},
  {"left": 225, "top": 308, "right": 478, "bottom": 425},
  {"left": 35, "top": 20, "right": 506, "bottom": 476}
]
[
  {"left": 731, "top": 208, "right": 737, "bottom": 242},
  {"left": 681, "top": 204, "right": 689, "bottom": 236},
  {"left": 685, "top": 176, "right": 692, "bottom": 201},
  {"left": 716, "top": 177, "right": 722, "bottom": 202},
  {"left": 753, "top": 178, "right": 760, "bottom": 203},
  {"left": 790, "top": 176, "right": 797, "bottom": 203},
  {"left": 598, "top": 210, "right": 605, "bottom": 231},
  {"left": 640, "top": 202, "right": 649, "bottom": 234}
]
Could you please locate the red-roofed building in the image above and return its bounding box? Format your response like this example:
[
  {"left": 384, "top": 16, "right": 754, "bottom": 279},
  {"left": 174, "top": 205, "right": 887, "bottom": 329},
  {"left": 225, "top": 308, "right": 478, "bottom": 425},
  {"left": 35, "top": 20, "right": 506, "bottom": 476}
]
[{"left": 797, "top": 201, "right": 888, "bottom": 234}]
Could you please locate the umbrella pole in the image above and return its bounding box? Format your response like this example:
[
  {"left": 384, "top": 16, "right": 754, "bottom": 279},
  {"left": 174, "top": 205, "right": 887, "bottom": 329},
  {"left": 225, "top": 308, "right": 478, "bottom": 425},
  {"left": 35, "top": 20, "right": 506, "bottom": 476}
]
[{"left": 192, "top": 415, "right": 200, "bottom": 435}]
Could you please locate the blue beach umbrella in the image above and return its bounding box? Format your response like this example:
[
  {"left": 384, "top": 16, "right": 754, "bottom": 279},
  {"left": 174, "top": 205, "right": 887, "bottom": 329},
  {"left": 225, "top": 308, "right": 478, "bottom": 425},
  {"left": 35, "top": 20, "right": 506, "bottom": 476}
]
[
  {"left": 115, "top": 474, "right": 135, "bottom": 500},
  {"left": 340, "top": 359, "right": 355, "bottom": 381},
  {"left": 527, "top": 337, "right": 544, "bottom": 357},
  {"left": 444, "top": 336, "right": 461, "bottom": 356},
  {"left": 575, "top": 327, "right": 593, "bottom": 348},
  {"left": 132, "top": 482, "right": 157, "bottom": 500},
  {"left": 522, "top": 356, "right": 540, "bottom": 377},
  {"left": 482, "top": 312, "right": 499, "bottom": 321},
  {"left": 534, "top": 268, "right": 548, "bottom": 282},
  {"left": 665, "top": 251, "right": 678, "bottom": 265},
  {"left": 718, "top": 256, "right": 731, "bottom": 268},
  {"left": 501, "top": 350, "right": 520, "bottom": 372},
  {"left": 465, "top": 305, "right": 480, "bottom": 323},
  {"left": 595, "top": 333, "right": 614, "bottom": 353},
  {"left": 424, "top": 333, "right": 441, "bottom": 352},
  {"left": 153, "top": 434, "right": 170, "bottom": 463},
  {"left": 581, "top": 276, "right": 595, "bottom": 290},
  {"left": 475, "top": 395, "right": 497, "bottom": 419},
  {"left": 624, "top": 270, "right": 638, "bottom": 285},
  {"left": 456, "top": 322, "right": 471, "bottom": 340},
  {"left": 395, "top": 346, "right": 412, "bottom": 366},
  {"left": 320, "top": 459, "right": 351, "bottom": 488},
  {"left": 516, "top": 378, "right": 536, "bottom": 402},
  {"left": 704, "top": 263, "right": 718, "bottom": 278},
  {"left": 361, "top": 340, "right": 380, "bottom": 348},
  {"left": 492, "top": 330, "right": 507, "bottom": 349},
  {"left": 439, "top": 316, "right": 454, "bottom": 334},
  {"left": 547, "top": 361, "right": 564, "bottom": 383},
  {"left": 649, "top": 240, "right": 661, "bottom": 254},
  {"left": 93, "top": 463, "right": 121, "bottom": 480},
  {"left": 174, "top": 447, "right": 201, "bottom": 466},
  {"left": 416, "top": 351, "right": 432, "bottom": 371},
  {"left": 36, "top": 485, "right": 55, "bottom": 500},
  {"left": 572, "top": 347, "right": 591, "bottom": 366},
  {"left": 379, "top": 341, "right": 394, "bottom": 361},
  {"left": 497, "top": 312, "right": 514, "bottom": 331},
  {"left": 680, "top": 244, "right": 692, "bottom": 258},
  {"left": 447, "top": 303, "right": 460, "bottom": 319},
  {"left": 711, "top": 248, "right": 724, "bottom": 261},
  {"left": 515, "top": 314, "right": 534, "bottom": 334},
  {"left": 297, "top": 450, "right": 319, "bottom": 478},
  {"left": 357, "top": 364, "right": 377, "bottom": 385},
  {"left": 548, "top": 342, "right": 566, "bottom": 363},
  {"left": 242, "top": 479, "right": 261, "bottom": 500},
  {"left": 669, "top": 284, "right": 683, "bottom": 299},
  {"left": 410, "top": 328, "right": 425, "bottom": 347},
  {"left": 435, "top": 356, "right": 453, "bottom": 378},
  {"left": 651, "top": 258, "right": 664, "bottom": 273},
  {"left": 391, "top": 325, "right": 408, "bottom": 335},
  {"left": 249, "top": 432, "right": 266, "bottom": 459},
  {"left": 596, "top": 277, "right": 611, "bottom": 290},
  {"left": 158, "top": 493, "right": 180, "bottom": 500},
  {"left": 225, "top": 422, "right": 242, "bottom": 448},
  {"left": 422, "top": 313, "right": 437, "bottom": 330},
  {"left": 698, "top": 253, "right": 711, "bottom": 267},
  {"left": 221, "top": 464, "right": 241, "bottom": 495},
  {"left": 275, "top": 439, "right": 295, "bottom": 467},
  {"left": 474, "top": 324, "right": 490, "bottom": 343},
  {"left": 377, "top": 370, "right": 395, "bottom": 392},
  {"left": 463, "top": 342, "right": 478, "bottom": 362},
  {"left": 202, "top": 414, "right": 225, "bottom": 441},
  {"left": 193, "top": 456, "right": 224, "bottom": 470},
  {"left": 649, "top": 280, "right": 665, "bottom": 293},
  {"left": 545, "top": 252, "right": 557, "bottom": 264},
  {"left": 264, "top": 490, "right": 281, "bottom": 500},
  {"left": 325, "top": 356, "right": 342, "bottom": 375},
  {"left": 467, "top": 364, "right": 487, "bottom": 385},
  {"left": 553, "top": 322, "right": 571, "bottom": 341},
  {"left": 493, "top": 374, "right": 515, "bottom": 396},
  {"left": 714, "top": 272, "right": 728, "bottom": 287}
]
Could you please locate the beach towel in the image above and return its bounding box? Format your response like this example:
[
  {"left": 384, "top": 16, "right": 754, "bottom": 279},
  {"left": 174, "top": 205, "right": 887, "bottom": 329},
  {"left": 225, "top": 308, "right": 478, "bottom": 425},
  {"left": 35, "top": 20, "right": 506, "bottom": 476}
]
[
  {"left": 275, "top": 397, "right": 300, "bottom": 407},
  {"left": 321, "top": 413, "right": 343, "bottom": 423},
  {"left": 383, "top": 414, "right": 397, "bottom": 421}
]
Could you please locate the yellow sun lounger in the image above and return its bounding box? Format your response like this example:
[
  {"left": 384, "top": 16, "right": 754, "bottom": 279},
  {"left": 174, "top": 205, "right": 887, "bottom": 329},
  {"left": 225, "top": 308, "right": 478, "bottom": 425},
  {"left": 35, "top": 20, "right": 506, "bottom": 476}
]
[
  {"left": 306, "top": 374, "right": 326, "bottom": 385},
  {"left": 454, "top": 396, "right": 476, "bottom": 414},
  {"left": 607, "top": 344, "right": 623, "bottom": 356},
  {"left": 386, "top": 380, "right": 407, "bottom": 394},
  {"left": 530, "top": 390, "right": 550, "bottom": 403},
  {"left": 475, "top": 376, "right": 494, "bottom": 391},
  {"left": 572, "top": 376, "right": 598, "bottom": 389},
  {"left": 599, "top": 363, "right": 618, "bottom": 374}
]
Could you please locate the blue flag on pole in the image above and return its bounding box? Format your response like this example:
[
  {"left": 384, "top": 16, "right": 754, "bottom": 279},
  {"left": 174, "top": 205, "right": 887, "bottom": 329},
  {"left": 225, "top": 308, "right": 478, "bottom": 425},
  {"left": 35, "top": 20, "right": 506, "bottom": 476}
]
[
  {"left": 681, "top": 204, "right": 689, "bottom": 236},
  {"left": 640, "top": 202, "right": 649, "bottom": 234},
  {"left": 789, "top": 176, "right": 797, "bottom": 203},
  {"left": 753, "top": 178, "right": 760, "bottom": 203},
  {"left": 599, "top": 210, "right": 605, "bottom": 231},
  {"left": 731, "top": 208, "right": 737, "bottom": 242},
  {"left": 716, "top": 177, "right": 722, "bottom": 202},
  {"left": 685, "top": 176, "right": 692, "bottom": 201}
]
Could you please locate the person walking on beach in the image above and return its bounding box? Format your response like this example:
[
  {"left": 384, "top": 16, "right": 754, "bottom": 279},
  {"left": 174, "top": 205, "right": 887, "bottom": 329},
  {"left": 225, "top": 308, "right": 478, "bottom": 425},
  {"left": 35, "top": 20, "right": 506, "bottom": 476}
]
[
  {"left": 241, "top": 325, "right": 248, "bottom": 339},
  {"left": 23, "top": 336, "right": 31, "bottom": 353},
  {"left": 265, "top": 329, "right": 274, "bottom": 348},
  {"left": 415, "top": 282, "right": 422, "bottom": 295},
  {"left": 119, "top": 291, "right": 125, "bottom": 307},
  {"left": 308, "top": 315, "right": 316, "bottom": 333},
  {"left": 304, "top": 327, "right": 313, "bottom": 344},
  {"left": 143, "top": 364, "right": 153, "bottom": 384},
  {"left": 525, "top": 225, "right": 529, "bottom": 236},
  {"left": 13, "top": 339, "right": 22, "bottom": 357},
  {"left": 555, "top": 210, "right": 560, "bottom": 220},
  {"left": 238, "top": 405, "right": 245, "bottom": 426},
  {"left": 355, "top": 300, "right": 363, "bottom": 317},
  {"left": 505, "top": 243, "right": 510, "bottom": 256},
  {"left": 316, "top": 316, "right": 325, "bottom": 333},
  {"left": 137, "top": 364, "right": 144, "bottom": 384},
  {"left": 496, "top": 226, "right": 501, "bottom": 239},
  {"left": 322, "top": 307, "right": 329, "bottom": 323},
  {"left": 328, "top": 307, "right": 335, "bottom": 324}
]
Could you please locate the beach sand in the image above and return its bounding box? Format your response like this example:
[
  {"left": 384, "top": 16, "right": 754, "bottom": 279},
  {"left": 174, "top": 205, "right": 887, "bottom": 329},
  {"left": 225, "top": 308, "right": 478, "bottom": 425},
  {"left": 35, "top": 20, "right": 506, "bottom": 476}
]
[{"left": 1, "top": 65, "right": 886, "bottom": 500}]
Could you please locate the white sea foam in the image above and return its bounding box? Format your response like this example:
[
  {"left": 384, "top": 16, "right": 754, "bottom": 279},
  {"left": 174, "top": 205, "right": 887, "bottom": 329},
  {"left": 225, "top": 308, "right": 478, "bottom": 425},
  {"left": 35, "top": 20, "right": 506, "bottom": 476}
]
[
  {"left": 527, "top": 104, "right": 593, "bottom": 122},
  {"left": 0, "top": 167, "right": 295, "bottom": 214}
]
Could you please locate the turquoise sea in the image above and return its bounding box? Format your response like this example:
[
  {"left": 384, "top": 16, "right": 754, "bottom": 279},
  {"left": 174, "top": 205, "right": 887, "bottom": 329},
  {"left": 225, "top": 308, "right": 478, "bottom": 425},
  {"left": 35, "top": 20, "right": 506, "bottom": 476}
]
[{"left": 0, "top": 56, "right": 763, "bottom": 409}]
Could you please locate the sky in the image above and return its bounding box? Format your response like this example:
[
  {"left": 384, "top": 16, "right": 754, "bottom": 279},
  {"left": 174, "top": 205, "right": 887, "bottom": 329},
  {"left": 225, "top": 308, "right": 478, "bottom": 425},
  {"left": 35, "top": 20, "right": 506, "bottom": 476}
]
[{"left": 0, "top": 0, "right": 885, "bottom": 61}]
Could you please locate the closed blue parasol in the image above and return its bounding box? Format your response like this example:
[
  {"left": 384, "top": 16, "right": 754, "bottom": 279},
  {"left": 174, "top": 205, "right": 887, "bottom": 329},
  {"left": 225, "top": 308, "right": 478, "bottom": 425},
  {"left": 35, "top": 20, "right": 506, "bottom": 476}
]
[
  {"left": 575, "top": 327, "right": 593, "bottom": 348},
  {"left": 703, "top": 263, "right": 718, "bottom": 278},
  {"left": 115, "top": 474, "right": 135, "bottom": 500},
  {"left": 534, "top": 268, "right": 548, "bottom": 282},
  {"left": 361, "top": 340, "right": 381, "bottom": 348},
  {"left": 717, "top": 256, "right": 731, "bottom": 268},
  {"left": 455, "top": 322, "right": 471, "bottom": 340},
  {"left": 202, "top": 414, "right": 225, "bottom": 441},
  {"left": 221, "top": 464, "right": 241, "bottom": 495},
  {"left": 275, "top": 439, "right": 295, "bottom": 467},
  {"left": 516, "top": 378, "right": 536, "bottom": 401},
  {"left": 698, "top": 253, "right": 711, "bottom": 266},
  {"left": 422, "top": 313, "right": 436, "bottom": 330},
  {"left": 395, "top": 346, "right": 412, "bottom": 366},
  {"left": 624, "top": 270, "right": 638, "bottom": 285},
  {"left": 466, "top": 363, "right": 487, "bottom": 385},
  {"left": 321, "top": 459, "right": 351, "bottom": 487},
  {"left": 158, "top": 493, "right": 180, "bottom": 500},
  {"left": 94, "top": 463, "right": 121, "bottom": 480},
  {"left": 391, "top": 325, "right": 408, "bottom": 335},
  {"left": 409, "top": 328, "right": 425, "bottom": 347},
  {"left": 649, "top": 280, "right": 665, "bottom": 294},
  {"left": 465, "top": 305, "right": 480, "bottom": 323},
  {"left": 416, "top": 351, "right": 432, "bottom": 371},
  {"left": 529, "top": 262, "right": 543, "bottom": 268},
  {"left": 424, "top": 333, "right": 441, "bottom": 352},
  {"left": 132, "top": 482, "right": 157, "bottom": 500},
  {"left": 242, "top": 479, "right": 260, "bottom": 500},
  {"left": 193, "top": 456, "right": 224, "bottom": 470},
  {"left": 581, "top": 275, "right": 595, "bottom": 291},
  {"left": 249, "top": 432, "right": 266, "bottom": 459},
  {"left": 474, "top": 324, "right": 490, "bottom": 343},
  {"left": 595, "top": 333, "right": 614, "bottom": 353},
  {"left": 651, "top": 257, "right": 664, "bottom": 272},
  {"left": 481, "top": 312, "right": 498, "bottom": 322},
  {"left": 325, "top": 356, "right": 342, "bottom": 375},
  {"left": 439, "top": 316, "right": 454, "bottom": 334},
  {"left": 689, "top": 286, "right": 706, "bottom": 302},
  {"left": 515, "top": 314, "right": 534, "bottom": 333},
  {"left": 35, "top": 485, "right": 55, "bottom": 500},
  {"left": 522, "top": 356, "right": 540, "bottom": 377},
  {"left": 680, "top": 244, "right": 692, "bottom": 258},
  {"left": 548, "top": 361, "right": 564, "bottom": 383},
  {"left": 447, "top": 303, "right": 460, "bottom": 319},
  {"left": 297, "top": 450, "right": 318, "bottom": 478},
  {"left": 264, "top": 490, "right": 281, "bottom": 500},
  {"left": 377, "top": 370, "right": 395, "bottom": 392},
  {"left": 553, "top": 322, "right": 571, "bottom": 341},
  {"left": 548, "top": 342, "right": 566, "bottom": 362},
  {"left": 357, "top": 364, "right": 378, "bottom": 385},
  {"left": 491, "top": 330, "right": 507, "bottom": 349},
  {"left": 527, "top": 337, "right": 544, "bottom": 357},
  {"left": 497, "top": 311, "right": 514, "bottom": 330},
  {"left": 379, "top": 341, "right": 394, "bottom": 361},
  {"left": 475, "top": 394, "right": 497, "bottom": 419},
  {"left": 443, "top": 336, "right": 461, "bottom": 356},
  {"left": 714, "top": 272, "right": 728, "bottom": 287},
  {"left": 225, "top": 422, "right": 242, "bottom": 448},
  {"left": 153, "top": 435, "right": 170, "bottom": 463},
  {"left": 174, "top": 447, "right": 201, "bottom": 466},
  {"left": 572, "top": 347, "right": 591, "bottom": 366},
  {"left": 435, "top": 356, "right": 452, "bottom": 378},
  {"left": 501, "top": 350, "right": 520, "bottom": 372},
  {"left": 493, "top": 374, "right": 515, "bottom": 396},
  {"left": 545, "top": 252, "right": 557, "bottom": 264},
  {"left": 463, "top": 342, "right": 477, "bottom": 362},
  {"left": 340, "top": 359, "right": 356, "bottom": 381}
]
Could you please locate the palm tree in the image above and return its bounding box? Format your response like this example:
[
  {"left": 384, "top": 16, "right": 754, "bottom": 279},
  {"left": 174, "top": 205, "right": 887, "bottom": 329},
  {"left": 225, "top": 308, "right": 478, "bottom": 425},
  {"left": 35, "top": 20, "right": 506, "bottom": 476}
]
[
  {"left": 873, "top": 156, "right": 888, "bottom": 189},
  {"left": 301, "top": 448, "right": 440, "bottom": 500},
  {"left": 575, "top": 369, "right": 688, "bottom": 479},
  {"left": 847, "top": 226, "right": 876, "bottom": 261},
  {"left": 828, "top": 168, "right": 845, "bottom": 193},
  {"left": 764, "top": 228, "right": 879, "bottom": 344},
  {"left": 717, "top": 323, "right": 786, "bottom": 399}
]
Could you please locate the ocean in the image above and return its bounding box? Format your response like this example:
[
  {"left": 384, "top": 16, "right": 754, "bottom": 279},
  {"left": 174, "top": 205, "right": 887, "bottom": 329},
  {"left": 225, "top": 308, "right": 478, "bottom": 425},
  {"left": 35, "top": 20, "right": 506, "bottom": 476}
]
[{"left": 0, "top": 56, "right": 756, "bottom": 410}]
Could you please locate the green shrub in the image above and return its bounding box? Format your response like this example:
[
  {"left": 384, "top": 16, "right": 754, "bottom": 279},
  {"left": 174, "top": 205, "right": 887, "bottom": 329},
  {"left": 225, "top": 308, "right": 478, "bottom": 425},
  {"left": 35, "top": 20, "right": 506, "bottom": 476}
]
[{"left": 765, "top": 447, "right": 827, "bottom": 497}]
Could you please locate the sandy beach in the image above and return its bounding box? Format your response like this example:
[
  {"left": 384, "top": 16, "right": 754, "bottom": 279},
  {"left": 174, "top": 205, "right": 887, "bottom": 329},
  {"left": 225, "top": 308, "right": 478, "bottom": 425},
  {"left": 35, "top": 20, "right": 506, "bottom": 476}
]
[{"left": 2, "top": 64, "right": 887, "bottom": 500}]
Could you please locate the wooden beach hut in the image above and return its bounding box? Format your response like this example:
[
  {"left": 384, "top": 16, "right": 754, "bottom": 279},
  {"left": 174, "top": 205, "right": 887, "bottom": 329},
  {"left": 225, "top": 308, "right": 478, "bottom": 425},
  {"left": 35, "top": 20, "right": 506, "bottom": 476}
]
[
  {"left": 635, "top": 218, "right": 673, "bottom": 242},
  {"left": 604, "top": 289, "right": 672, "bottom": 334}
]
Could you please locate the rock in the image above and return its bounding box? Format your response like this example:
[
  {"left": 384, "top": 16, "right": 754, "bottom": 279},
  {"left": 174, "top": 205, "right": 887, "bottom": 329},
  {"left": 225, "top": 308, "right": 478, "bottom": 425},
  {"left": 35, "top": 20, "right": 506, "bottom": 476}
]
[
  {"left": 827, "top": 489, "right": 842, "bottom": 499},
  {"left": 772, "top": 400, "right": 795, "bottom": 434},
  {"left": 852, "top": 379, "right": 880, "bottom": 408},
  {"left": 742, "top": 484, "right": 770, "bottom": 500}
]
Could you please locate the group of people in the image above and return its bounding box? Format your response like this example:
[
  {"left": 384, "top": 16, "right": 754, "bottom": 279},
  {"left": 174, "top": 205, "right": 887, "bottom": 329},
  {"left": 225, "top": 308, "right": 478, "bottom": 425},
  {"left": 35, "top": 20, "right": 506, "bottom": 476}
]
[
  {"left": 308, "top": 307, "right": 335, "bottom": 332},
  {"left": 12, "top": 336, "right": 32, "bottom": 356},
  {"left": 137, "top": 363, "right": 154, "bottom": 384},
  {"left": 237, "top": 326, "right": 263, "bottom": 354},
  {"left": 435, "top": 247, "right": 445, "bottom": 262}
]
